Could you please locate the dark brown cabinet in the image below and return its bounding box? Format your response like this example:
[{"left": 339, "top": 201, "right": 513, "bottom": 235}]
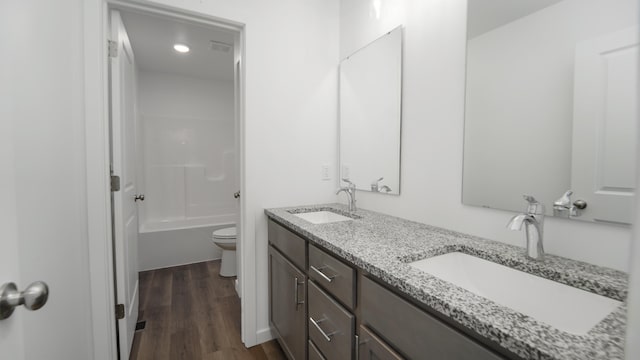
[
  {"left": 269, "top": 246, "right": 307, "bottom": 360},
  {"left": 267, "top": 219, "right": 508, "bottom": 360},
  {"left": 269, "top": 221, "right": 306, "bottom": 269},
  {"left": 358, "top": 325, "right": 404, "bottom": 360},
  {"left": 309, "top": 340, "right": 327, "bottom": 360},
  {"left": 308, "top": 281, "right": 354, "bottom": 359},
  {"left": 309, "top": 244, "right": 356, "bottom": 310},
  {"left": 360, "top": 277, "right": 504, "bottom": 360}
]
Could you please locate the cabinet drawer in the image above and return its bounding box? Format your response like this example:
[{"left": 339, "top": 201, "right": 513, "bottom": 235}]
[
  {"left": 309, "top": 244, "right": 356, "bottom": 310},
  {"left": 268, "top": 220, "right": 306, "bottom": 270},
  {"left": 360, "top": 276, "right": 505, "bottom": 360},
  {"left": 309, "top": 340, "right": 326, "bottom": 360},
  {"left": 308, "top": 281, "right": 354, "bottom": 360},
  {"left": 358, "top": 325, "right": 404, "bottom": 360}
]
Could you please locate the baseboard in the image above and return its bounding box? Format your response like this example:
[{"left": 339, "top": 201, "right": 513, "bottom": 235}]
[{"left": 256, "top": 327, "right": 275, "bottom": 344}]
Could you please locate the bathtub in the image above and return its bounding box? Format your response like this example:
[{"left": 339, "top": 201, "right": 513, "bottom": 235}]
[{"left": 138, "top": 215, "right": 236, "bottom": 271}]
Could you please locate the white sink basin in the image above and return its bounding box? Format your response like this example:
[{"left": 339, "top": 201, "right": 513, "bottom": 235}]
[
  {"left": 409, "top": 252, "right": 621, "bottom": 335},
  {"left": 293, "top": 211, "right": 353, "bottom": 224}
]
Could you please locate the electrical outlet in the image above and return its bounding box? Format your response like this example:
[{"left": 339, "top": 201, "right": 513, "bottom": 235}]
[{"left": 321, "top": 164, "right": 331, "bottom": 180}]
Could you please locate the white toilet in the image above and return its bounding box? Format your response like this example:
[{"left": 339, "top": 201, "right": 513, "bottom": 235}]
[{"left": 212, "top": 226, "right": 237, "bottom": 277}]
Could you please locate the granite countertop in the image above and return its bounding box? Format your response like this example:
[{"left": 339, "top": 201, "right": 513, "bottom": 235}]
[{"left": 264, "top": 203, "right": 629, "bottom": 360}]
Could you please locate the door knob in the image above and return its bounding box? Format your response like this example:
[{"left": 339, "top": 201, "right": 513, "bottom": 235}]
[
  {"left": 233, "top": 191, "right": 240, "bottom": 199},
  {"left": 134, "top": 194, "right": 145, "bottom": 202},
  {"left": 0, "top": 281, "right": 49, "bottom": 320},
  {"left": 573, "top": 199, "right": 587, "bottom": 210}
]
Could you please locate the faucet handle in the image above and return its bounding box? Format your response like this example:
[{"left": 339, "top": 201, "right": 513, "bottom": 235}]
[
  {"left": 522, "top": 194, "right": 545, "bottom": 215},
  {"left": 553, "top": 190, "right": 573, "bottom": 208},
  {"left": 341, "top": 178, "right": 354, "bottom": 185},
  {"left": 341, "top": 178, "right": 356, "bottom": 190},
  {"left": 371, "top": 177, "right": 384, "bottom": 191}
]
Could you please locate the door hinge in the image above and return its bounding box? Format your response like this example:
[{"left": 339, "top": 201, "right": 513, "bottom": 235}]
[
  {"left": 111, "top": 175, "right": 121, "bottom": 192},
  {"left": 108, "top": 40, "right": 118, "bottom": 58},
  {"left": 115, "top": 304, "right": 125, "bottom": 320}
]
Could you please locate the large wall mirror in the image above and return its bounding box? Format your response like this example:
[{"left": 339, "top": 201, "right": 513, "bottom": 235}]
[
  {"left": 463, "top": 0, "right": 639, "bottom": 224},
  {"left": 340, "top": 26, "right": 402, "bottom": 195}
]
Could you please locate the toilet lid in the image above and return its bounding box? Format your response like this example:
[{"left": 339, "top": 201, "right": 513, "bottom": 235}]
[{"left": 213, "top": 226, "right": 236, "bottom": 239}]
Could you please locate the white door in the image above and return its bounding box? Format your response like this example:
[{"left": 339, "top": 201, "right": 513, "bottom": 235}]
[
  {"left": 0, "top": 92, "right": 23, "bottom": 359},
  {"left": 110, "top": 10, "right": 140, "bottom": 360},
  {"left": 234, "top": 58, "right": 243, "bottom": 298},
  {"left": 2, "top": 1, "right": 98, "bottom": 358},
  {"left": 571, "top": 26, "right": 639, "bottom": 224}
]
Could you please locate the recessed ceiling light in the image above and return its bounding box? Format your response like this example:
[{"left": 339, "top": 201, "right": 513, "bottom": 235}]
[{"left": 173, "top": 44, "right": 190, "bottom": 53}]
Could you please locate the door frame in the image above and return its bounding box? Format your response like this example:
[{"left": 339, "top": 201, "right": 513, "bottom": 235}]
[{"left": 83, "top": 1, "right": 248, "bottom": 358}]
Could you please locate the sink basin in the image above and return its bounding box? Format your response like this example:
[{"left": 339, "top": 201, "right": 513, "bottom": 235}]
[
  {"left": 409, "top": 252, "right": 621, "bottom": 335},
  {"left": 293, "top": 211, "right": 353, "bottom": 224}
]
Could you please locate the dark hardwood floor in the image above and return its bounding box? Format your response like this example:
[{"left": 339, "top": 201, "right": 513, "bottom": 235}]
[{"left": 130, "top": 260, "right": 286, "bottom": 360}]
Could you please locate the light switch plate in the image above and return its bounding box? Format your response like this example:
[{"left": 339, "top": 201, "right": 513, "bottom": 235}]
[
  {"left": 342, "top": 164, "right": 350, "bottom": 179},
  {"left": 321, "top": 164, "right": 330, "bottom": 180}
]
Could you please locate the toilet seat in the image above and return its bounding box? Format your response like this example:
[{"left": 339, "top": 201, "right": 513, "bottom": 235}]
[{"left": 212, "top": 226, "right": 236, "bottom": 240}]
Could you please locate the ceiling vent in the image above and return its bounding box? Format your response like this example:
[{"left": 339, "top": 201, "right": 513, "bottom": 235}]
[{"left": 210, "top": 40, "right": 232, "bottom": 53}]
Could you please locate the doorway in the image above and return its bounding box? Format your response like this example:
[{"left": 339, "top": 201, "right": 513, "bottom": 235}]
[{"left": 107, "top": 4, "right": 249, "bottom": 359}]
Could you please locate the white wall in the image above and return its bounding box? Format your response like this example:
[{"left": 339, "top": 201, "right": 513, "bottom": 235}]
[
  {"left": 137, "top": 71, "right": 236, "bottom": 223},
  {"left": 2, "top": 0, "right": 94, "bottom": 358},
  {"left": 626, "top": 198, "right": 640, "bottom": 358},
  {"left": 626, "top": 125, "right": 640, "bottom": 359},
  {"left": 145, "top": 0, "right": 340, "bottom": 345},
  {"left": 339, "top": 0, "right": 633, "bottom": 272},
  {"left": 625, "top": 43, "right": 640, "bottom": 356},
  {"left": 464, "top": 0, "right": 638, "bottom": 214}
]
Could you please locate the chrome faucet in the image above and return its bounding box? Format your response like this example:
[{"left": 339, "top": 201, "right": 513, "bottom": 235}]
[
  {"left": 336, "top": 178, "right": 357, "bottom": 212},
  {"left": 553, "top": 190, "right": 587, "bottom": 218},
  {"left": 371, "top": 177, "right": 392, "bottom": 193},
  {"left": 507, "top": 195, "right": 545, "bottom": 260}
]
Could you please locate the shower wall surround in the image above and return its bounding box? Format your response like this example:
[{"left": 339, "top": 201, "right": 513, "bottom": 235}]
[
  {"left": 137, "top": 70, "right": 236, "bottom": 227},
  {"left": 136, "top": 70, "right": 236, "bottom": 270}
]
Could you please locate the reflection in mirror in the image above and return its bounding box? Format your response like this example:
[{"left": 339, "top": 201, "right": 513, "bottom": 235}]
[
  {"left": 463, "top": 0, "right": 639, "bottom": 224},
  {"left": 340, "top": 26, "right": 402, "bottom": 195}
]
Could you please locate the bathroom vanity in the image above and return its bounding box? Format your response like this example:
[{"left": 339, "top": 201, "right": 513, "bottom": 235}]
[{"left": 265, "top": 205, "right": 628, "bottom": 360}]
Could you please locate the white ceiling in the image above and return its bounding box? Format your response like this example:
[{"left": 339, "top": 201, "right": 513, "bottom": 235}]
[
  {"left": 120, "top": 11, "right": 235, "bottom": 81},
  {"left": 467, "top": 0, "right": 565, "bottom": 38}
]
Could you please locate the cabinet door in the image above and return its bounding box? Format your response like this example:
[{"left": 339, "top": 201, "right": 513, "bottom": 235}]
[
  {"left": 358, "top": 326, "right": 404, "bottom": 360},
  {"left": 269, "top": 246, "right": 307, "bottom": 360}
]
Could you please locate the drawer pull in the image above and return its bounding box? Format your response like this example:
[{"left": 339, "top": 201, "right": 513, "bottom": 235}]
[
  {"left": 311, "top": 265, "right": 336, "bottom": 283},
  {"left": 294, "top": 277, "right": 304, "bottom": 307},
  {"left": 310, "top": 316, "right": 334, "bottom": 342}
]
